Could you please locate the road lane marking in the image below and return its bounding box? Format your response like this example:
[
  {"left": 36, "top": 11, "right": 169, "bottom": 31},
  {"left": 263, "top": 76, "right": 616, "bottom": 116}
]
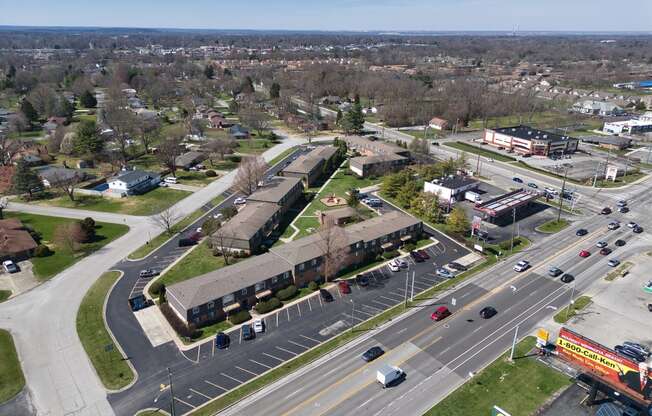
[
  {"left": 174, "top": 397, "right": 196, "bottom": 409},
  {"left": 262, "top": 352, "right": 284, "bottom": 362},
  {"left": 276, "top": 346, "right": 299, "bottom": 356},
  {"left": 300, "top": 334, "right": 320, "bottom": 343},
  {"left": 287, "top": 387, "right": 304, "bottom": 399},
  {"left": 249, "top": 359, "right": 272, "bottom": 369},
  {"left": 235, "top": 366, "right": 259, "bottom": 376},
  {"left": 287, "top": 340, "right": 309, "bottom": 349},
  {"left": 190, "top": 388, "right": 212, "bottom": 400},
  {"left": 220, "top": 372, "right": 244, "bottom": 384},
  {"left": 205, "top": 380, "right": 227, "bottom": 392}
]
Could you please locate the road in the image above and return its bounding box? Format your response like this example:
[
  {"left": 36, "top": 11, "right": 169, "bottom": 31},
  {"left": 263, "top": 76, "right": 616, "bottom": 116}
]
[
  {"left": 221, "top": 190, "right": 652, "bottom": 416},
  {"left": 0, "top": 137, "right": 303, "bottom": 416}
]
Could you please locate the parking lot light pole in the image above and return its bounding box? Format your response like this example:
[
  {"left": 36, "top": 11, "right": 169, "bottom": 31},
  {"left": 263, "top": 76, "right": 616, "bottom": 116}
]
[
  {"left": 410, "top": 271, "right": 416, "bottom": 301},
  {"left": 404, "top": 272, "right": 409, "bottom": 307},
  {"left": 168, "top": 367, "right": 176, "bottom": 416},
  {"left": 350, "top": 299, "right": 355, "bottom": 328},
  {"left": 557, "top": 166, "right": 569, "bottom": 223}
]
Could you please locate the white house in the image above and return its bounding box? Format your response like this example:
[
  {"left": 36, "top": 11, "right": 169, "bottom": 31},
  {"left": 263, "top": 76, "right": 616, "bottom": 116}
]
[
  {"left": 423, "top": 175, "right": 478, "bottom": 204},
  {"left": 108, "top": 170, "right": 160, "bottom": 195}
]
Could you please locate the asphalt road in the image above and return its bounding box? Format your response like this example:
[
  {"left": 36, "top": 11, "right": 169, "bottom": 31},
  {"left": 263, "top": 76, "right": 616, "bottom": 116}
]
[{"left": 221, "top": 202, "right": 651, "bottom": 416}]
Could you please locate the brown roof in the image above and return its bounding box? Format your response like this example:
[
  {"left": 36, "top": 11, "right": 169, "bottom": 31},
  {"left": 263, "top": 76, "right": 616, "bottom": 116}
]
[{"left": 0, "top": 219, "right": 38, "bottom": 256}]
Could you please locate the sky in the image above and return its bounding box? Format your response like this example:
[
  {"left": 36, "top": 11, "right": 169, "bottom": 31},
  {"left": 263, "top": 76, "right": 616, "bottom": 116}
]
[{"left": 1, "top": 0, "right": 651, "bottom": 32}]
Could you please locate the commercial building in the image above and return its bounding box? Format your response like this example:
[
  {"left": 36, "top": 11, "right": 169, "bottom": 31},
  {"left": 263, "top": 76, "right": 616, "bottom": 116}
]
[
  {"left": 483, "top": 126, "right": 579, "bottom": 156},
  {"left": 571, "top": 100, "right": 624, "bottom": 116},
  {"left": 474, "top": 189, "right": 540, "bottom": 223},
  {"left": 423, "top": 175, "right": 478, "bottom": 204},
  {"left": 168, "top": 211, "right": 423, "bottom": 326},
  {"left": 344, "top": 136, "right": 410, "bottom": 177},
  {"left": 281, "top": 146, "right": 339, "bottom": 186},
  {"left": 603, "top": 112, "right": 652, "bottom": 135},
  {"left": 581, "top": 136, "right": 632, "bottom": 151}
]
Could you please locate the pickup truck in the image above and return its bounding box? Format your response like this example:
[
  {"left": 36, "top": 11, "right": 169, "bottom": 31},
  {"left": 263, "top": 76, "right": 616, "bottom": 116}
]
[{"left": 376, "top": 364, "right": 404, "bottom": 388}]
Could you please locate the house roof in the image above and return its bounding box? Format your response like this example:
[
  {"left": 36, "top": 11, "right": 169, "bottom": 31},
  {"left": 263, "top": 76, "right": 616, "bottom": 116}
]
[
  {"left": 429, "top": 117, "right": 448, "bottom": 126},
  {"left": 428, "top": 175, "right": 478, "bottom": 190},
  {"left": 248, "top": 176, "right": 302, "bottom": 205},
  {"left": 489, "top": 125, "right": 578, "bottom": 143},
  {"left": 229, "top": 124, "right": 249, "bottom": 135},
  {"left": 0, "top": 218, "right": 38, "bottom": 256},
  {"left": 343, "top": 136, "right": 405, "bottom": 156},
  {"left": 112, "top": 170, "right": 158, "bottom": 184},
  {"left": 167, "top": 252, "right": 292, "bottom": 310},
  {"left": 218, "top": 202, "right": 280, "bottom": 241},
  {"left": 282, "top": 146, "right": 338, "bottom": 175},
  {"left": 574, "top": 100, "right": 622, "bottom": 112},
  {"left": 318, "top": 206, "right": 357, "bottom": 221},
  {"left": 350, "top": 153, "right": 406, "bottom": 166},
  {"left": 36, "top": 166, "right": 86, "bottom": 184},
  {"left": 175, "top": 151, "right": 206, "bottom": 167},
  {"left": 344, "top": 211, "right": 421, "bottom": 243}
]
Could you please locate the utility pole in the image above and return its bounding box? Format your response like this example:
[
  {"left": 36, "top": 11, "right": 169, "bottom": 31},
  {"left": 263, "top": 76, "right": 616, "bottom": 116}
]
[
  {"left": 510, "top": 207, "right": 517, "bottom": 253},
  {"left": 509, "top": 325, "right": 520, "bottom": 361},
  {"left": 564, "top": 284, "right": 576, "bottom": 321},
  {"left": 476, "top": 153, "right": 481, "bottom": 175},
  {"left": 557, "top": 166, "right": 568, "bottom": 223},
  {"left": 410, "top": 271, "right": 415, "bottom": 301},
  {"left": 167, "top": 367, "right": 176, "bottom": 416},
  {"left": 350, "top": 299, "right": 355, "bottom": 328}
]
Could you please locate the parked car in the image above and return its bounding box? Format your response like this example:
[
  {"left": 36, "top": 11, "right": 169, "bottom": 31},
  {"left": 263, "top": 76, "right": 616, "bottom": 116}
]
[
  {"left": 512, "top": 177, "right": 523, "bottom": 183},
  {"left": 362, "top": 346, "right": 385, "bottom": 362},
  {"left": 417, "top": 249, "right": 430, "bottom": 260},
  {"left": 623, "top": 341, "right": 650, "bottom": 357},
  {"left": 579, "top": 250, "right": 591, "bottom": 258},
  {"left": 253, "top": 319, "right": 265, "bottom": 333},
  {"left": 319, "top": 288, "right": 334, "bottom": 302},
  {"left": 527, "top": 182, "right": 538, "bottom": 189},
  {"left": 212, "top": 213, "right": 224, "bottom": 221},
  {"left": 164, "top": 176, "right": 178, "bottom": 184},
  {"left": 409, "top": 251, "right": 425, "bottom": 263},
  {"left": 617, "top": 200, "right": 628, "bottom": 207},
  {"left": 215, "top": 332, "right": 230, "bottom": 349},
  {"left": 479, "top": 306, "right": 497, "bottom": 319},
  {"left": 575, "top": 229, "right": 588, "bottom": 236},
  {"left": 608, "top": 222, "right": 620, "bottom": 230},
  {"left": 596, "top": 241, "right": 608, "bottom": 248},
  {"left": 548, "top": 267, "right": 562, "bottom": 277},
  {"left": 513, "top": 260, "right": 530, "bottom": 272},
  {"left": 242, "top": 324, "right": 255, "bottom": 340},
  {"left": 159, "top": 181, "right": 168, "bottom": 187},
  {"left": 600, "top": 248, "right": 612, "bottom": 255},
  {"left": 338, "top": 280, "right": 351, "bottom": 294},
  {"left": 139, "top": 269, "right": 159, "bottom": 278},
  {"left": 2, "top": 260, "right": 18, "bottom": 273},
  {"left": 633, "top": 226, "right": 644, "bottom": 233},
  {"left": 388, "top": 260, "right": 400, "bottom": 272},
  {"left": 607, "top": 259, "right": 620, "bottom": 267},
  {"left": 234, "top": 197, "right": 247, "bottom": 205},
  {"left": 436, "top": 268, "right": 454, "bottom": 279},
  {"left": 618, "top": 206, "right": 629, "bottom": 213},
  {"left": 561, "top": 273, "right": 575, "bottom": 283},
  {"left": 178, "top": 238, "right": 198, "bottom": 247},
  {"left": 627, "top": 222, "right": 638, "bottom": 229},
  {"left": 447, "top": 262, "right": 467, "bottom": 271},
  {"left": 356, "top": 274, "right": 370, "bottom": 287},
  {"left": 615, "top": 345, "right": 647, "bottom": 362},
  {"left": 601, "top": 207, "right": 612, "bottom": 215},
  {"left": 615, "top": 239, "right": 626, "bottom": 247},
  {"left": 431, "top": 306, "right": 451, "bottom": 321},
  {"left": 396, "top": 258, "right": 408, "bottom": 269}
]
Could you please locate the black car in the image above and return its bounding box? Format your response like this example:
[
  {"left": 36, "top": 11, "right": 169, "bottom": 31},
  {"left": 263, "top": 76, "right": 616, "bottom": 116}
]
[
  {"left": 560, "top": 273, "right": 575, "bottom": 283},
  {"left": 479, "top": 306, "right": 497, "bottom": 319},
  {"left": 178, "top": 238, "right": 198, "bottom": 247},
  {"left": 362, "top": 346, "right": 385, "bottom": 362},
  {"left": 575, "top": 229, "right": 588, "bottom": 236},
  {"left": 633, "top": 226, "right": 644, "bottom": 234},
  {"left": 618, "top": 206, "right": 629, "bottom": 213},
  {"left": 410, "top": 251, "right": 425, "bottom": 263},
  {"left": 319, "top": 288, "right": 334, "bottom": 302},
  {"left": 215, "top": 332, "right": 230, "bottom": 349},
  {"left": 599, "top": 247, "right": 612, "bottom": 256},
  {"left": 615, "top": 345, "right": 647, "bottom": 363},
  {"left": 356, "top": 274, "right": 370, "bottom": 287},
  {"left": 139, "top": 269, "right": 159, "bottom": 278},
  {"left": 615, "top": 239, "right": 626, "bottom": 247},
  {"left": 242, "top": 324, "right": 255, "bottom": 341},
  {"left": 601, "top": 207, "right": 612, "bottom": 215},
  {"left": 513, "top": 177, "right": 523, "bottom": 183}
]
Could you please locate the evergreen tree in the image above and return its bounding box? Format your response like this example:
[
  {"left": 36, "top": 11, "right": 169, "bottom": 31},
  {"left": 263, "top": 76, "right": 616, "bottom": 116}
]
[
  {"left": 55, "top": 97, "right": 75, "bottom": 120},
  {"left": 73, "top": 120, "right": 103, "bottom": 157},
  {"left": 7, "top": 65, "right": 16, "bottom": 79},
  {"left": 204, "top": 65, "right": 215, "bottom": 79},
  {"left": 11, "top": 160, "right": 42, "bottom": 199},
  {"left": 343, "top": 101, "right": 365, "bottom": 134},
  {"left": 20, "top": 99, "right": 38, "bottom": 123},
  {"left": 269, "top": 82, "right": 281, "bottom": 99},
  {"left": 79, "top": 90, "right": 97, "bottom": 108}
]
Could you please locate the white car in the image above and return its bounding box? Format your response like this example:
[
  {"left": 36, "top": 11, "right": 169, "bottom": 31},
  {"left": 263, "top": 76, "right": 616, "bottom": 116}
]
[
  {"left": 396, "top": 258, "right": 408, "bottom": 269},
  {"left": 253, "top": 319, "right": 265, "bottom": 333},
  {"left": 196, "top": 227, "right": 203, "bottom": 234},
  {"left": 234, "top": 197, "right": 247, "bottom": 205},
  {"left": 607, "top": 259, "right": 620, "bottom": 267},
  {"left": 388, "top": 260, "right": 400, "bottom": 272},
  {"left": 513, "top": 260, "right": 530, "bottom": 272},
  {"left": 2, "top": 260, "right": 18, "bottom": 273},
  {"left": 596, "top": 241, "right": 608, "bottom": 248},
  {"left": 627, "top": 222, "right": 637, "bottom": 229},
  {"left": 436, "top": 268, "right": 454, "bottom": 279},
  {"left": 212, "top": 213, "right": 224, "bottom": 220}
]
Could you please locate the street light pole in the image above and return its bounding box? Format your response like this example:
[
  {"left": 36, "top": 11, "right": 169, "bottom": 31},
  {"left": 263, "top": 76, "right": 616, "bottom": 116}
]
[
  {"left": 410, "top": 271, "right": 415, "bottom": 301},
  {"left": 167, "top": 367, "right": 176, "bottom": 416},
  {"left": 350, "top": 299, "right": 355, "bottom": 328},
  {"left": 557, "top": 166, "right": 569, "bottom": 223},
  {"left": 510, "top": 207, "right": 516, "bottom": 253},
  {"left": 565, "top": 284, "right": 576, "bottom": 321},
  {"left": 404, "top": 271, "right": 409, "bottom": 307},
  {"left": 509, "top": 325, "right": 520, "bottom": 361}
]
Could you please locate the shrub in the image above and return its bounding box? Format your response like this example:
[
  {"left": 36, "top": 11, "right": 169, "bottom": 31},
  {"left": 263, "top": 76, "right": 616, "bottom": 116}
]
[
  {"left": 498, "top": 241, "right": 512, "bottom": 251},
  {"left": 160, "top": 303, "right": 198, "bottom": 339},
  {"left": 34, "top": 244, "right": 52, "bottom": 257},
  {"left": 254, "top": 297, "right": 282, "bottom": 314},
  {"left": 205, "top": 170, "right": 217, "bottom": 177},
  {"left": 382, "top": 250, "right": 399, "bottom": 260},
  {"left": 276, "top": 285, "right": 297, "bottom": 301},
  {"left": 150, "top": 281, "right": 165, "bottom": 296},
  {"left": 402, "top": 243, "right": 416, "bottom": 252},
  {"left": 228, "top": 310, "right": 251, "bottom": 325},
  {"left": 227, "top": 155, "right": 242, "bottom": 163},
  {"left": 308, "top": 281, "right": 319, "bottom": 291}
]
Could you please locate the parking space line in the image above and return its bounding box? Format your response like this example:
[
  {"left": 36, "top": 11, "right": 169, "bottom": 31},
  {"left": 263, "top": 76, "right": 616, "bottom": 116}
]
[
  {"left": 235, "top": 366, "right": 259, "bottom": 376},
  {"left": 262, "top": 352, "right": 285, "bottom": 362},
  {"left": 371, "top": 299, "right": 391, "bottom": 308},
  {"left": 239, "top": 328, "right": 243, "bottom": 344},
  {"left": 174, "top": 396, "right": 196, "bottom": 409},
  {"left": 307, "top": 297, "right": 313, "bottom": 312},
  {"left": 419, "top": 276, "right": 440, "bottom": 284},
  {"left": 276, "top": 312, "right": 279, "bottom": 327},
  {"left": 343, "top": 313, "right": 365, "bottom": 322},
  {"left": 388, "top": 291, "right": 405, "bottom": 298},
  {"left": 297, "top": 302, "right": 302, "bottom": 317},
  {"left": 361, "top": 304, "right": 382, "bottom": 312},
  {"left": 318, "top": 295, "right": 323, "bottom": 308},
  {"left": 300, "top": 334, "right": 320, "bottom": 343},
  {"left": 413, "top": 283, "right": 430, "bottom": 291},
  {"left": 190, "top": 388, "right": 212, "bottom": 400},
  {"left": 205, "top": 380, "right": 227, "bottom": 392},
  {"left": 355, "top": 309, "right": 374, "bottom": 317},
  {"left": 286, "top": 308, "right": 291, "bottom": 322},
  {"left": 379, "top": 295, "right": 401, "bottom": 303},
  {"left": 394, "top": 287, "right": 407, "bottom": 293},
  {"left": 249, "top": 359, "right": 272, "bottom": 369},
  {"left": 211, "top": 339, "right": 215, "bottom": 357},
  {"left": 276, "top": 346, "right": 298, "bottom": 356},
  {"left": 221, "top": 372, "right": 244, "bottom": 384},
  {"left": 287, "top": 340, "right": 308, "bottom": 349}
]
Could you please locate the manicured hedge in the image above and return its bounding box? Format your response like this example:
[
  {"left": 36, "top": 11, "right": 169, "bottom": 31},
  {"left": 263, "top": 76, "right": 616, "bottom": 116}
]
[
  {"left": 228, "top": 310, "right": 252, "bottom": 325},
  {"left": 205, "top": 170, "right": 217, "bottom": 177},
  {"left": 308, "top": 281, "right": 319, "bottom": 291},
  {"left": 254, "top": 297, "right": 282, "bottom": 314},
  {"left": 150, "top": 281, "right": 165, "bottom": 296},
  {"left": 276, "top": 285, "right": 297, "bottom": 301},
  {"left": 382, "top": 250, "right": 399, "bottom": 260},
  {"left": 160, "top": 303, "right": 197, "bottom": 339}
]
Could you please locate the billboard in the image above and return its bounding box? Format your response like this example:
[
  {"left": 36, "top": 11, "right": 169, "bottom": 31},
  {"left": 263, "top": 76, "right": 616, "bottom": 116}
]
[{"left": 556, "top": 328, "right": 652, "bottom": 402}]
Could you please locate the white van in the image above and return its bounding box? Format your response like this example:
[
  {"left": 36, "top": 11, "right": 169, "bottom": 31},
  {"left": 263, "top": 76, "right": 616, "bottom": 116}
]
[
  {"left": 164, "top": 176, "right": 178, "bottom": 184},
  {"left": 376, "top": 365, "right": 404, "bottom": 388}
]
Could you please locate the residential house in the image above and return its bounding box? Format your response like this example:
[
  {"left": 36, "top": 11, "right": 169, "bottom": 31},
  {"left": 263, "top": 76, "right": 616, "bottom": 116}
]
[
  {"left": 280, "top": 146, "right": 339, "bottom": 186},
  {"left": 0, "top": 218, "right": 38, "bottom": 261},
  {"left": 229, "top": 124, "right": 250, "bottom": 139},
  {"left": 428, "top": 117, "right": 449, "bottom": 131},
  {"left": 208, "top": 114, "right": 227, "bottom": 128},
  {"left": 483, "top": 126, "right": 579, "bottom": 157},
  {"left": 571, "top": 100, "right": 624, "bottom": 116},
  {"left": 107, "top": 170, "right": 160, "bottom": 195},
  {"left": 175, "top": 151, "right": 206, "bottom": 170},
  {"left": 37, "top": 166, "right": 88, "bottom": 188}
]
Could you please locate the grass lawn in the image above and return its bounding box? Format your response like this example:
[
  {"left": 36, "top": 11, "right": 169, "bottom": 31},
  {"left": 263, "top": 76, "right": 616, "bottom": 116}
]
[
  {"left": 468, "top": 110, "right": 603, "bottom": 131},
  {"left": 536, "top": 219, "right": 569, "bottom": 234},
  {"left": 135, "top": 411, "right": 168, "bottom": 416},
  {"left": 41, "top": 187, "right": 190, "bottom": 216},
  {"left": 5, "top": 212, "right": 129, "bottom": 280},
  {"left": 592, "top": 172, "right": 647, "bottom": 188},
  {"left": 236, "top": 139, "right": 273, "bottom": 154},
  {"left": 187, "top": 319, "right": 234, "bottom": 345},
  {"left": 305, "top": 170, "right": 378, "bottom": 217},
  {"left": 605, "top": 261, "right": 633, "bottom": 282},
  {"left": 269, "top": 146, "right": 299, "bottom": 167},
  {"left": 175, "top": 171, "right": 218, "bottom": 187},
  {"left": 131, "top": 154, "right": 163, "bottom": 171},
  {"left": 444, "top": 142, "right": 517, "bottom": 162},
  {"left": 554, "top": 296, "right": 592, "bottom": 324},
  {"left": 425, "top": 336, "right": 572, "bottom": 416},
  {"left": 76, "top": 271, "right": 135, "bottom": 390},
  {"left": 209, "top": 159, "right": 240, "bottom": 170},
  {"left": 0, "top": 290, "right": 10, "bottom": 303},
  {"left": 0, "top": 329, "right": 25, "bottom": 403}
]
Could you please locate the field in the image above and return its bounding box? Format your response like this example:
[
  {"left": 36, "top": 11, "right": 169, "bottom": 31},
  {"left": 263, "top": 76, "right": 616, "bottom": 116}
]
[
  {"left": 444, "top": 142, "right": 516, "bottom": 162},
  {"left": 0, "top": 329, "right": 25, "bottom": 403}
]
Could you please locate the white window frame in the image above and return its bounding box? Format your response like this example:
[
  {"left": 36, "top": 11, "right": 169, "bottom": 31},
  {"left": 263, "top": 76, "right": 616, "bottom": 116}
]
[
  {"left": 222, "top": 293, "right": 235, "bottom": 305},
  {"left": 192, "top": 307, "right": 199, "bottom": 315}
]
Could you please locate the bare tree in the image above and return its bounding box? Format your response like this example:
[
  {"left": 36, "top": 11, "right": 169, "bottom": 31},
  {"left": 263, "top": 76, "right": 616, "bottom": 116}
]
[
  {"left": 203, "top": 138, "right": 236, "bottom": 166},
  {"left": 156, "top": 135, "right": 183, "bottom": 177},
  {"left": 151, "top": 206, "right": 181, "bottom": 235},
  {"left": 0, "top": 197, "right": 8, "bottom": 219},
  {"left": 50, "top": 170, "right": 83, "bottom": 202},
  {"left": 0, "top": 133, "right": 23, "bottom": 166},
  {"left": 104, "top": 98, "right": 137, "bottom": 163},
  {"left": 317, "top": 217, "right": 348, "bottom": 282},
  {"left": 239, "top": 107, "right": 270, "bottom": 136},
  {"left": 233, "top": 155, "right": 268, "bottom": 196},
  {"left": 135, "top": 117, "right": 160, "bottom": 154},
  {"left": 8, "top": 113, "right": 29, "bottom": 135},
  {"left": 53, "top": 222, "right": 86, "bottom": 253},
  {"left": 211, "top": 226, "right": 237, "bottom": 266}
]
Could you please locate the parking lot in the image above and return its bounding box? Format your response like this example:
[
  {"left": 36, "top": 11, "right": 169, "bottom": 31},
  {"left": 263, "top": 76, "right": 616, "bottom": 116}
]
[{"left": 140, "top": 241, "right": 470, "bottom": 414}]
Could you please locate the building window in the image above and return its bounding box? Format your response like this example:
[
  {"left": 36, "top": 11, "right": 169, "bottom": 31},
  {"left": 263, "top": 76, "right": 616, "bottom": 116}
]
[
  {"left": 255, "top": 282, "right": 266, "bottom": 292},
  {"left": 222, "top": 293, "right": 234, "bottom": 305},
  {"left": 284, "top": 271, "right": 290, "bottom": 279},
  {"left": 272, "top": 276, "right": 278, "bottom": 284},
  {"left": 299, "top": 263, "right": 305, "bottom": 271},
  {"left": 241, "top": 288, "right": 248, "bottom": 295},
  {"left": 207, "top": 301, "right": 215, "bottom": 309},
  {"left": 311, "top": 259, "right": 317, "bottom": 266},
  {"left": 192, "top": 307, "right": 199, "bottom": 315}
]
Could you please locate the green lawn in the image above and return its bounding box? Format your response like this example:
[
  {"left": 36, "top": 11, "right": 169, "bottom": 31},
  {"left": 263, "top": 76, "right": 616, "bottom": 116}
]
[
  {"left": 0, "top": 290, "right": 10, "bottom": 303},
  {"left": 444, "top": 142, "right": 516, "bottom": 162},
  {"left": 0, "top": 329, "right": 26, "bottom": 403},
  {"left": 592, "top": 172, "right": 647, "bottom": 188},
  {"left": 536, "top": 219, "right": 569, "bottom": 234},
  {"left": 41, "top": 187, "right": 190, "bottom": 216},
  {"left": 554, "top": 296, "right": 592, "bottom": 324},
  {"left": 131, "top": 154, "right": 163, "bottom": 171},
  {"left": 269, "top": 146, "right": 299, "bottom": 167},
  {"left": 5, "top": 212, "right": 129, "bottom": 280},
  {"left": 605, "top": 261, "right": 633, "bottom": 282},
  {"left": 186, "top": 320, "right": 234, "bottom": 345},
  {"left": 76, "top": 271, "right": 135, "bottom": 390},
  {"left": 174, "top": 171, "right": 219, "bottom": 187},
  {"left": 236, "top": 139, "right": 273, "bottom": 154},
  {"left": 468, "top": 110, "right": 603, "bottom": 131},
  {"left": 425, "top": 336, "right": 572, "bottom": 416}
]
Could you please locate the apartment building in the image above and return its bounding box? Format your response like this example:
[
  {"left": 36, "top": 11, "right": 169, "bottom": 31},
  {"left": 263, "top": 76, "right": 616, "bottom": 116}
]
[
  {"left": 281, "top": 146, "right": 339, "bottom": 186},
  {"left": 344, "top": 136, "right": 410, "bottom": 177}
]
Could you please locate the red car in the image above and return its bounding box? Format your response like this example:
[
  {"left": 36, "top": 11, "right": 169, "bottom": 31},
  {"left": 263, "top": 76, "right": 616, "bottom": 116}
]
[
  {"left": 431, "top": 306, "right": 451, "bottom": 321},
  {"left": 417, "top": 249, "right": 430, "bottom": 260},
  {"left": 579, "top": 250, "right": 591, "bottom": 258},
  {"left": 338, "top": 280, "right": 351, "bottom": 294}
]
